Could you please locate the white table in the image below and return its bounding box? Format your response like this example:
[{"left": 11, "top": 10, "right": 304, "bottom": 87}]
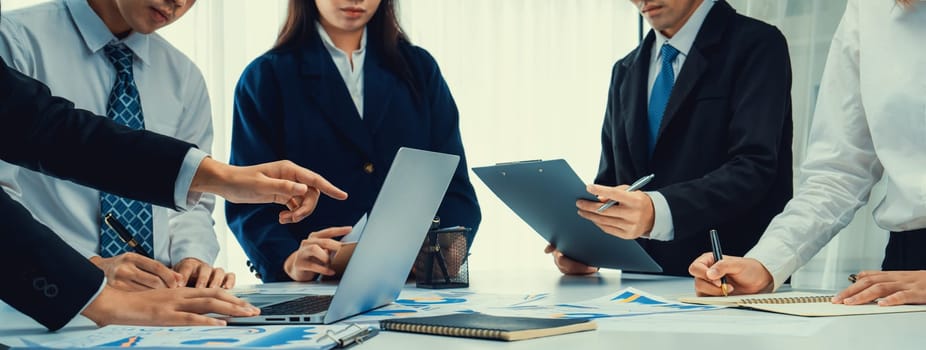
[{"left": 1, "top": 266, "right": 921, "bottom": 349}]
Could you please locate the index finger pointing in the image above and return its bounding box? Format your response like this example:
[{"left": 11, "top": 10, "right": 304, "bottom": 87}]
[{"left": 296, "top": 170, "right": 348, "bottom": 201}]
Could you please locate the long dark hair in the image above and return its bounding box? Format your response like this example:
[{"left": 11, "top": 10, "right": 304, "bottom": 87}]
[{"left": 274, "top": 0, "right": 420, "bottom": 99}]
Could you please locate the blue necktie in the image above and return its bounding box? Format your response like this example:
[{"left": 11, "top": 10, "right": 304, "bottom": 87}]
[
  {"left": 99, "top": 43, "right": 154, "bottom": 258},
  {"left": 647, "top": 43, "right": 680, "bottom": 157}
]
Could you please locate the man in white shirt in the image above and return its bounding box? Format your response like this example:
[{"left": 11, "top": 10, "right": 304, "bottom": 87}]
[
  {"left": 690, "top": 0, "right": 926, "bottom": 306},
  {"left": 0, "top": 0, "right": 232, "bottom": 290}
]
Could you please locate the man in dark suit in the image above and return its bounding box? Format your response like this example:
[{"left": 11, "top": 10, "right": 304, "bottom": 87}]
[
  {"left": 0, "top": 57, "right": 348, "bottom": 330},
  {"left": 548, "top": 0, "right": 792, "bottom": 276}
]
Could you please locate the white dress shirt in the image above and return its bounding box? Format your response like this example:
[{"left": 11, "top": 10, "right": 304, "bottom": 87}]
[
  {"left": 643, "top": 0, "right": 715, "bottom": 241},
  {"left": 0, "top": 0, "right": 217, "bottom": 267},
  {"left": 317, "top": 22, "right": 367, "bottom": 118},
  {"left": 746, "top": 0, "right": 926, "bottom": 290}
]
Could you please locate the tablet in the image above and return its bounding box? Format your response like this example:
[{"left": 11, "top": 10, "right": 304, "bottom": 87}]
[{"left": 473, "top": 159, "right": 662, "bottom": 273}]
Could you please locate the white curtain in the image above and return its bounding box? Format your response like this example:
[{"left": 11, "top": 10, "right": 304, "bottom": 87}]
[{"left": 3, "top": 0, "right": 881, "bottom": 288}]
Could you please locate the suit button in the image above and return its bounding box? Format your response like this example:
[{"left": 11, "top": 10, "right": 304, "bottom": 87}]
[
  {"left": 33, "top": 277, "right": 58, "bottom": 298},
  {"left": 362, "top": 162, "right": 374, "bottom": 174}
]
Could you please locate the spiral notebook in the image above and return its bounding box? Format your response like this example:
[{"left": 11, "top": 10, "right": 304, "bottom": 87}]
[
  {"left": 679, "top": 291, "right": 926, "bottom": 317},
  {"left": 380, "top": 313, "right": 596, "bottom": 341}
]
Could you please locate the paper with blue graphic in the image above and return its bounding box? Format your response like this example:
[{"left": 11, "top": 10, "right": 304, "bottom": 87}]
[
  {"left": 491, "top": 287, "right": 722, "bottom": 319},
  {"left": 345, "top": 290, "right": 551, "bottom": 323},
  {"left": 16, "top": 325, "right": 357, "bottom": 349}
]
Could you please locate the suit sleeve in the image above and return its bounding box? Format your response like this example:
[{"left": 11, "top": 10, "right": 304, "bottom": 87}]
[
  {"left": 225, "top": 58, "right": 298, "bottom": 282},
  {"left": 658, "top": 28, "right": 792, "bottom": 241},
  {"left": 0, "top": 59, "right": 194, "bottom": 209},
  {"left": 0, "top": 190, "right": 105, "bottom": 331},
  {"left": 415, "top": 48, "right": 482, "bottom": 247}
]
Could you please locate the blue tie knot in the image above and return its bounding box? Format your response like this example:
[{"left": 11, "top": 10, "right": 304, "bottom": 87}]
[
  {"left": 104, "top": 43, "right": 134, "bottom": 77},
  {"left": 660, "top": 43, "right": 680, "bottom": 66}
]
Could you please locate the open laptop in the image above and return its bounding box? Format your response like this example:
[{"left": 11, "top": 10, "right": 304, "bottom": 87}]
[{"left": 227, "top": 147, "right": 460, "bottom": 325}]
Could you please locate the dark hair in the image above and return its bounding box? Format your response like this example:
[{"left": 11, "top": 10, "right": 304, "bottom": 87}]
[{"left": 275, "top": 0, "right": 420, "bottom": 99}]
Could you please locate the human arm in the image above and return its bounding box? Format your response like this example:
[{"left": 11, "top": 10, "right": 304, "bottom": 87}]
[{"left": 743, "top": 0, "right": 882, "bottom": 290}]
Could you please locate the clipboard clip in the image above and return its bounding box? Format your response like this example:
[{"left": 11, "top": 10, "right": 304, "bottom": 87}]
[
  {"left": 317, "top": 324, "right": 379, "bottom": 348},
  {"left": 495, "top": 159, "right": 542, "bottom": 166}
]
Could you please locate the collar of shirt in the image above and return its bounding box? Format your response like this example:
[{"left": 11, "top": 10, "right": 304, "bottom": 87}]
[
  {"left": 652, "top": 0, "right": 715, "bottom": 64},
  {"left": 316, "top": 21, "right": 367, "bottom": 71},
  {"left": 66, "top": 0, "right": 150, "bottom": 66},
  {"left": 315, "top": 21, "right": 367, "bottom": 118}
]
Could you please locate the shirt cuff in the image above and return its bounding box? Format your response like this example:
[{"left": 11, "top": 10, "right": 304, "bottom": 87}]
[
  {"left": 174, "top": 148, "right": 209, "bottom": 211},
  {"left": 744, "top": 237, "right": 800, "bottom": 292},
  {"left": 642, "top": 191, "right": 674, "bottom": 241},
  {"left": 76, "top": 277, "right": 108, "bottom": 318}
]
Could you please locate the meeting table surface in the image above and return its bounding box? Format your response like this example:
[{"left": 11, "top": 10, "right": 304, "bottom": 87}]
[{"left": 1, "top": 266, "right": 923, "bottom": 349}]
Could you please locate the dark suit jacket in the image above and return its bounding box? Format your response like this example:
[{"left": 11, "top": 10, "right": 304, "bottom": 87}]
[
  {"left": 0, "top": 58, "right": 193, "bottom": 330},
  {"left": 227, "top": 36, "right": 481, "bottom": 282},
  {"left": 596, "top": 1, "right": 793, "bottom": 276}
]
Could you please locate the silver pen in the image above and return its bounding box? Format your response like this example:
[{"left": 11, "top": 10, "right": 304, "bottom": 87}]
[{"left": 595, "top": 174, "right": 655, "bottom": 212}]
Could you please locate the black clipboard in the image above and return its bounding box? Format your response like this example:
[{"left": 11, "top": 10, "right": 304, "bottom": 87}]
[{"left": 473, "top": 159, "right": 662, "bottom": 273}]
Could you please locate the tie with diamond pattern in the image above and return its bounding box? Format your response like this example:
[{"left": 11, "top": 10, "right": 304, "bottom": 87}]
[
  {"left": 99, "top": 43, "right": 154, "bottom": 258},
  {"left": 647, "top": 43, "right": 680, "bottom": 157}
]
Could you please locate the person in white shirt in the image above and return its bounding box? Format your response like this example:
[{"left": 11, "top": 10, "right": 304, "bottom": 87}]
[
  {"left": 689, "top": 0, "right": 926, "bottom": 306},
  {"left": 0, "top": 0, "right": 231, "bottom": 290}
]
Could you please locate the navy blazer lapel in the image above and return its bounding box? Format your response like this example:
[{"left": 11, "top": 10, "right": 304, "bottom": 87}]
[
  {"left": 300, "top": 39, "right": 375, "bottom": 158},
  {"left": 621, "top": 31, "right": 656, "bottom": 174},
  {"left": 656, "top": 1, "right": 732, "bottom": 140},
  {"left": 362, "top": 48, "right": 397, "bottom": 134}
]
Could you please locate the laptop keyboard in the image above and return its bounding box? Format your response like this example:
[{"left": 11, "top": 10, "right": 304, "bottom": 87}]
[{"left": 260, "top": 295, "right": 334, "bottom": 315}]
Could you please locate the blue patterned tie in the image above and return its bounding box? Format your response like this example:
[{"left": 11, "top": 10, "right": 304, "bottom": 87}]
[
  {"left": 647, "top": 43, "right": 680, "bottom": 157},
  {"left": 99, "top": 43, "right": 154, "bottom": 258}
]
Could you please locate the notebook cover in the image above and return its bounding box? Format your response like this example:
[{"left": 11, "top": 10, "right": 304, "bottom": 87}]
[{"left": 380, "top": 313, "right": 596, "bottom": 341}]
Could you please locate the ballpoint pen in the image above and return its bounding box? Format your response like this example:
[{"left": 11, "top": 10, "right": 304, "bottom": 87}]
[
  {"left": 709, "top": 229, "right": 731, "bottom": 296},
  {"left": 103, "top": 213, "right": 152, "bottom": 259},
  {"left": 596, "top": 173, "right": 655, "bottom": 212}
]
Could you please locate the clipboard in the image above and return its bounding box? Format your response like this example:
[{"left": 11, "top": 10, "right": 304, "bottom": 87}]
[{"left": 473, "top": 159, "right": 662, "bottom": 273}]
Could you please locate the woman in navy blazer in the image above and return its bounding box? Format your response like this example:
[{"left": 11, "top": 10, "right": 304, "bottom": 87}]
[{"left": 227, "top": 0, "right": 481, "bottom": 282}]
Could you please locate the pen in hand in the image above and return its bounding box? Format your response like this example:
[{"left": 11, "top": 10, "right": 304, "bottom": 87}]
[
  {"left": 103, "top": 213, "right": 152, "bottom": 259},
  {"left": 709, "top": 229, "right": 730, "bottom": 296},
  {"left": 596, "top": 174, "right": 655, "bottom": 212}
]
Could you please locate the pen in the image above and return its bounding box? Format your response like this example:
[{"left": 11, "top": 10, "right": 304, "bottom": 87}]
[
  {"left": 596, "top": 174, "right": 655, "bottom": 212},
  {"left": 103, "top": 213, "right": 152, "bottom": 259},
  {"left": 709, "top": 229, "right": 730, "bottom": 296}
]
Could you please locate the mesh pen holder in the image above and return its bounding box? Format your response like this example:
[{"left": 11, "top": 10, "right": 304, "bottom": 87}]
[{"left": 414, "top": 219, "right": 470, "bottom": 289}]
